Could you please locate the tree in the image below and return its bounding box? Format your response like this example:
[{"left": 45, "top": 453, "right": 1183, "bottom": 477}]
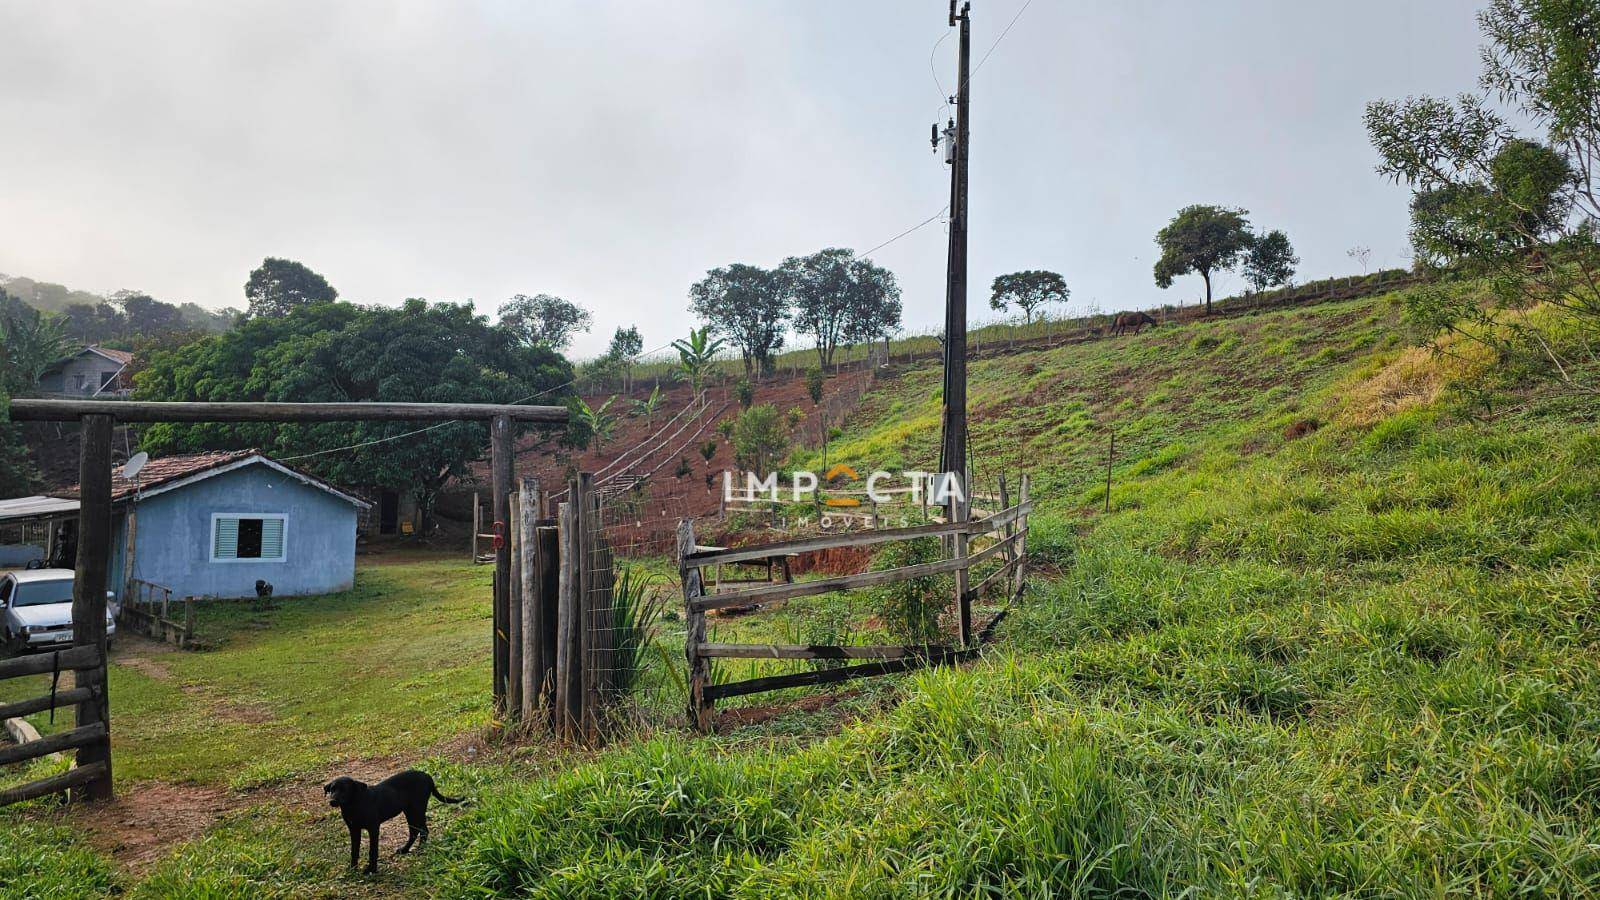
[
  {"left": 731, "top": 404, "right": 788, "bottom": 474},
  {"left": 244, "top": 258, "right": 337, "bottom": 319},
  {"left": 136, "top": 299, "right": 573, "bottom": 531},
  {"left": 1365, "top": 0, "right": 1600, "bottom": 395},
  {"left": 497, "top": 294, "right": 592, "bottom": 350},
  {"left": 113, "top": 291, "right": 186, "bottom": 336},
  {"left": 606, "top": 325, "right": 643, "bottom": 392},
  {"left": 1242, "top": 230, "right": 1299, "bottom": 293},
  {"left": 805, "top": 367, "right": 825, "bottom": 405},
  {"left": 0, "top": 384, "right": 38, "bottom": 497},
  {"left": 689, "top": 264, "right": 787, "bottom": 376},
  {"left": 0, "top": 291, "right": 74, "bottom": 394},
  {"left": 1153, "top": 205, "right": 1254, "bottom": 315},
  {"left": 781, "top": 249, "right": 903, "bottom": 368},
  {"left": 672, "top": 326, "right": 724, "bottom": 395},
  {"left": 988, "top": 270, "right": 1069, "bottom": 324}
]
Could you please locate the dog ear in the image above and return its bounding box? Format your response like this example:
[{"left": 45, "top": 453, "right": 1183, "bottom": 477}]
[{"left": 323, "top": 779, "right": 338, "bottom": 793}]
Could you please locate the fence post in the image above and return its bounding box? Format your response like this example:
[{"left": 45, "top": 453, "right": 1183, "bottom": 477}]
[
  {"left": 1012, "top": 474, "right": 1030, "bottom": 603},
  {"left": 954, "top": 470, "right": 972, "bottom": 648},
  {"left": 517, "top": 478, "right": 540, "bottom": 723},
  {"left": 71, "top": 412, "right": 113, "bottom": 802},
  {"left": 490, "top": 414, "right": 514, "bottom": 713},
  {"left": 555, "top": 500, "right": 578, "bottom": 741},
  {"left": 678, "top": 519, "right": 712, "bottom": 732},
  {"left": 573, "top": 473, "right": 598, "bottom": 742},
  {"left": 471, "top": 493, "right": 480, "bottom": 562},
  {"left": 507, "top": 489, "right": 523, "bottom": 722}
]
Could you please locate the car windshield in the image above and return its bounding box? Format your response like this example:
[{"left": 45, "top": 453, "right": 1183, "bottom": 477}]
[{"left": 12, "top": 579, "right": 74, "bottom": 608}]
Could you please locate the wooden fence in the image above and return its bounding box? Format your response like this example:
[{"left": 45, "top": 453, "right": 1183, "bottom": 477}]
[
  {"left": 0, "top": 644, "right": 112, "bottom": 807},
  {"left": 500, "top": 472, "right": 626, "bottom": 744},
  {"left": 679, "top": 475, "right": 1030, "bottom": 731},
  {"left": 118, "top": 579, "right": 196, "bottom": 649}
]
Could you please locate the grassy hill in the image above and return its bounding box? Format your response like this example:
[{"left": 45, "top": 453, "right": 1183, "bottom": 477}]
[{"left": 5, "top": 287, "right": 1599, "bottom": 896}]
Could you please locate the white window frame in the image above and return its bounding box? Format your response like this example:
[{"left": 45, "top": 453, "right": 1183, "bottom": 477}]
[{"left": 209, "top": 513, "right": 289, "bottom": 564}]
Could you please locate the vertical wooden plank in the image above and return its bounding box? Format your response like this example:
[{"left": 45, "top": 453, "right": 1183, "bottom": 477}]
[
  {"left": 490, "top": 414, "right": 514, "bottom": 714},
  {"left": 574, "top": 473, "right": 597, "bottom": 742},
  {"left": 536, "top": 524, "right": 559, "bottom": 729},
  {"left": 122, "top": 505, "right": 137, "bottom": 604},
  {"left": 954, "top": 470, "right": 972, "bottom": 648},
  {"left": 517, "top": 478, "right": 540, "bottom": 723},
  {"left": 471, "top": 493, "right": 480, "bottom": 562},
  {"left": 506, "top": 489, "right": 523, "bottom": 722},
  {"left": 72, "top": 413, "right": 113, "bottom": 802},
  {"left": 997, "top": 474, "right": 1013, "bottom": 566},
  {"left": 555, "top": 500, "right": 577, "bottom": 740},
  {"left": 1012, "top": 474, "right": 1030, "bottom": 603},
  {"left": 678, "top": 518, "right": 712, "bottom": 732}
]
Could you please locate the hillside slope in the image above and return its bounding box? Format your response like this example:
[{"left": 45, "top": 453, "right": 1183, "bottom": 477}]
[
  {"left": 6, "top": 289, "right": 1598, "bottom": 896},
  {"left": 420, "top": 290, "right": 1600, "bottom": 894}
]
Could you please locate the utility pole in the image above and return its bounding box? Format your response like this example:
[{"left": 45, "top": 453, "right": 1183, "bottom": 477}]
[{"left": 938, "top": 0, "right": 972, "bottom": 504}]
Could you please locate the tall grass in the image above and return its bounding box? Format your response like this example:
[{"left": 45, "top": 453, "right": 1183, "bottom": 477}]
[{"left": 607, "top": 567, "right": 668, "bottom": 701}]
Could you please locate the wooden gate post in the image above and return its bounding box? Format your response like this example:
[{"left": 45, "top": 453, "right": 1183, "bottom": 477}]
[
  {"left": 572, "top": 473, "right": 598, "bottom": 742},
  {"left": 517, "top": 478, "right": 541, "bottom": 723},
  {"left": 72, "top": 413, "right": 114, "bottom": 801},
  {"left": 1012, "top": 474, "right": 1030, "bottom": 603},
  {"left": 490, "top": 414, "right": 514, "bottom": 714},
  {"left": 506, "top": 489, "right": 523, "bottom": 721},
  {"left": 678, "top": 519, "right": 712, "bottom": 732}
]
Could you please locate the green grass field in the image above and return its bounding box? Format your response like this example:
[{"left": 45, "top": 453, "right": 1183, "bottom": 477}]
[{"left": 3, "top": 287, "right": 1598, "bottom": 897}]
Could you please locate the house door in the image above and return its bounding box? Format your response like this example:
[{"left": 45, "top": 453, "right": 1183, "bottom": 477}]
[{"left": 379, "top": 491, "right": 399, "bottom": 535}]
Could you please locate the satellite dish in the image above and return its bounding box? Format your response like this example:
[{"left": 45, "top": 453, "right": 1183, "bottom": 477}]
[{"left": 122, "top": 452, "right": 149, "bottom": 481}]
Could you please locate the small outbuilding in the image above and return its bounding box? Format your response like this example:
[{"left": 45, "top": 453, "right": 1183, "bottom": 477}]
[
  {"left": 33, "top": 449, "right": 370, "bottom": 601},
  {"left": 36, "top": 346, "right": 133, "bottom": 398}
]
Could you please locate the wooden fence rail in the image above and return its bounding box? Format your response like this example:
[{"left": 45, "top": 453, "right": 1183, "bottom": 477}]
[
  {"left": 118, "top": 579, "right": 196, "bottom": 648},
  {"left": 0, "top": 643, "right": 110, "bottom": 808},
  {"left": 679, "top": 474, "right": 1030, "bottom": 731}
]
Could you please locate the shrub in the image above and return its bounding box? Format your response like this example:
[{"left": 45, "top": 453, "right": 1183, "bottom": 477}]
[
  {"left": 873, "top": 536, "right": 953, "bottom": 644},
  {"left": 805, "top": 367, "right": 825, "bottom": 405},
  {"left": 698, "top": 439, "right": 718, "bottom": 463},
  {"left": 735, "top": 377, "right": 755, "bottom": 409},
  {"left": 785, "top": 406, "right": 806, "bottom": 430},
  {"left": 732, "top": 404, "right": 789, "bottom": 473}
]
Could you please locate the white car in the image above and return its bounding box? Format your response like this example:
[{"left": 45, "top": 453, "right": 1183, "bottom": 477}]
[{"left": 0, "top": 569, "right": 117, "bottom": 654}]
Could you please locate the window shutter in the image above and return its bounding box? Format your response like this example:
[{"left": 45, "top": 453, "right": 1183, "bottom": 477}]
[
  {"left": 214, "top": 517, "right": 239, "bottom": 559},
  {"left": 260, "top": 518, "right": 285, "bottom": 559}
]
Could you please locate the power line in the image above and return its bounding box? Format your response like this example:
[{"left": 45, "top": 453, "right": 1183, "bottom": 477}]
[
  {"left": 277, "top": 339, "right": 679, "bottom": 462},
  {"left": 859, "top": 205, "right": 950, "bottom": 258}
]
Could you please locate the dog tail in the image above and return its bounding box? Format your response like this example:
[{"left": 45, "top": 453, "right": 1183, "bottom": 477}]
[{"left": 431, "top": 786, "right": 466, "bottom": 805}]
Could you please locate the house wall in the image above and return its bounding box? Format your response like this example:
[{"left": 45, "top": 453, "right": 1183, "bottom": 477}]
[
  {"left": 110, "top": 464, "right": 359, "bottom": 600},
  {"left": 38, "top": 355, "right": 123, "bottom": 397}
]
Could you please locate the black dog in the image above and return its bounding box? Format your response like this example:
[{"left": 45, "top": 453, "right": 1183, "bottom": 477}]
[{"left": 324, "top": 770, "right": 463, "bottom": 873}]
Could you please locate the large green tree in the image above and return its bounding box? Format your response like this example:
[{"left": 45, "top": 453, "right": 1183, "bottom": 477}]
[
  {"left": 497, "top": 294, "right": 592, "bottom": 350},
  {"left": 989, "top": 270, "right": 1069, "bottom": 324},
  {"left": 137, "top": 299, "right": 573, "bottom": 531},
  {"left": 781, "top": 249, "right": 902, "bottom": 367},
  {"left": 1153, "top": 205, "right": 1254, "bottom": 315},
  {"left": 689, "top": 264, "right": 787, "bottom": 376},
  {"left": 1365, "top": 0, "right": 1600, "bottom": 395},
  {"left": 1242, "top": 230, "right": 1299, "bottom": 293},
  {"left": 244, "top": 257, "right": 338, "bottom": 319}
]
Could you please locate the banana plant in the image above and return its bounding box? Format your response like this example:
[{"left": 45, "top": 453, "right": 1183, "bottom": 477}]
[
  {"left": 574, "top": 395, "right": 618, "bottom": 451},
  {"left": 631, "top": 384, "right": 664, "bottom": 427},
  {"left": 671, "top": 327, "right": 725, "bottom": 397}
]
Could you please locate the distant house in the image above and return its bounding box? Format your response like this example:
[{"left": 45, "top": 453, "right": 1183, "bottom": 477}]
[
  {"left": 37, "top": 346, "right": 133, "bottom": 398},
  {"left": 18, "top": 450, "right": 370, "bottom": 600}
]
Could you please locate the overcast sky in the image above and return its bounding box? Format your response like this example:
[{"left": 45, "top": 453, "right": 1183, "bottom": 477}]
[{"left": 0, "top": 1, "right": 1487, "bottom": 358}]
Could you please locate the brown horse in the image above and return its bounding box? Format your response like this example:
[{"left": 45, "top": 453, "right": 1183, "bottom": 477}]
[{"left": 1112, "top": 311, "right": 1158, "bottom": 336}]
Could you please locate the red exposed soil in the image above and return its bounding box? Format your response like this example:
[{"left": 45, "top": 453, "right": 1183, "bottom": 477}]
[
  {"left": 714, "top": 689, "right": 863, "bottom": 730},
  {"left": 464, "top": 370, "right": 871, "bottom": 549},
  {"left": 70, "top": 782, "right": 233, "bottom": 873}
]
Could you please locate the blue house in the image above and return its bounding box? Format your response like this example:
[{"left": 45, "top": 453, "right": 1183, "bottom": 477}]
[{"left": 56, "top": 450, "right": 369, "bottom": 600}]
